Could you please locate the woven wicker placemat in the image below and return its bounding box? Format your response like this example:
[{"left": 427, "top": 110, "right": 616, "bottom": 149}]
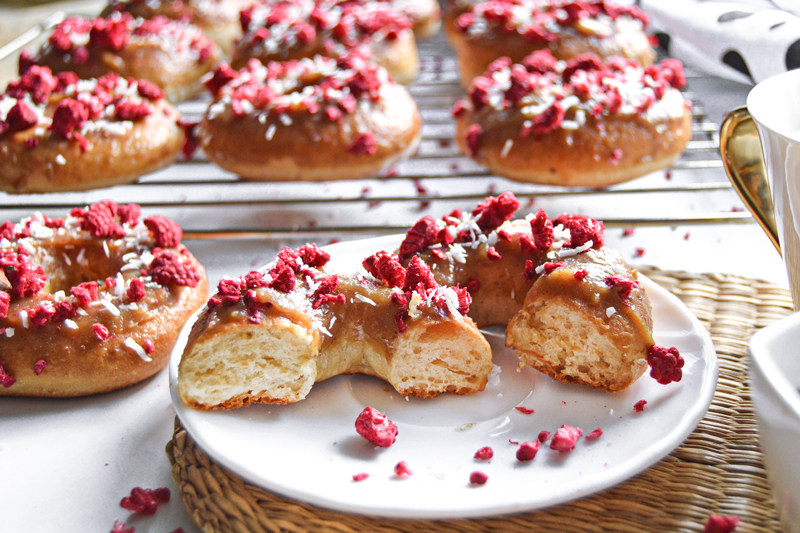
[{"left": 166, "top": 267, "right": 794, "bottom": 533}]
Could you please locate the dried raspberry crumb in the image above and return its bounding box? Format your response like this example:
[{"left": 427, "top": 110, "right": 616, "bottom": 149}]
[
  {"left": 573, "top": 269, "right": 589, "bottom": 281},
  {"left": 633, "top": 400, "right": 647, "bottom": 413},
  {"left": 93, "top": 323, "right": 110, "bottom": 341},
  {"left": 148, "top": 250, "right": 201, "bottom": 288},
  {"left": 585, "top": 428, "right": 603, "bottom": 441},
  {"left": 516, "top": 441, "right": 540, "bottom": 461},
  {"left": 464, "top": 123, "right": 483, "bottom": 156},
  {"left": 703, "top": 514, "right": 740, "bottom": 533},
  {"left": 4, "top": 102, "right": 38, "bottom": 135},
  {"left": 604, "top": 275, "right": 639, "bottom": 302},
  {"left": 466, "top": 278, "right": 481, "bottom": 293},
  {"left": 399, "top": 216, "right": 438, "bottom": 257},
  {"left": 469, "top": 471, "right": 489, "bottom": 485},
  {"left": 355, "top": 406, "right": 398, "bottom": 448},
  {"left": 622, "top": 228, "right": 635, "bottom": 237},
  {"left": 524, "top": 259, "right": 536, "bottom": 281},
  {"left": 120, "top": 487, "right": 170, "bottom": 516},
  {"left": 28, "top": 303, "right": 55, "bottom": 327},
  {"left": 143, "top": 340, "right": 155, "bottom": 354},
  {"left": 403, "top": 256, "right": 438, "bottom": 294},
  {"left": 530, "top": 209, "right": 554, "bottom": 250},
  {"left": 363, "top": 251, "right": 405, "bottom": 288},
  {"left": 634, "top": 248, "right": 645, "bottom": 258},
  {"left": 508, "top": 439, "right": 519, "bottom": 445},
  {"left": 538, "top": 431, "right": 551, "bottom": 443},
  {"left": 51, "top": 98, "right": 89, "bottom": 139},
  {"left": 394, "top": 461, "right": 413, "bottom": 477},
  {"left": 110, "top": 521, "right": 135, "bottom": 533},
  {"left": 144, "top": 215, "right": 182, "bottom": 248},
  {"left": 684, "top": 232, "right": 691, "bottom": 240},
  {"left": 0, "top": 359, "right": 16, "bottom": 388},
  {"left": 609, "top": 148, "right": 623, "bottom": 164},
  {"left": 127, "top": 278, "right": 146, "bottom": 302},
  {"left": 550, "top": 424, "right": 583, "bottom": 452},
  {"left": 543, "top": 262, "right": 564, "bottom": 275},
  {"left": 0, "top": 291, "right": 10, "bottom": 320},
  {"left": 1, "top": 252, "right": 47, "bottom": 298},
  {"left": 312, "top": 275, "right": 344, "bottom": 309},
  {"left": 472, "top": 192, "right": 520, "bottom": 231},
  {"left": 297, "top": 243, "right": 330, "bottom": 268},
  {"left": 647, "top": 345, "right": 684, "bottom": 384},
  {"left": 514, "top": 406, "right": 534, "bottom": 414},
  {"left": 552, "top": 214, "right": 605, "bottom": 248},
  {"left": 352, "top": 473, "right": 369, "bottom": 482},
  {"left": 486, "top": 246, "right": 502, "bottom": 260},
  {"left": 474, "top": 446, "right": 493, "bottom": 460},
  {"left": 348, "top": 131, "right": 377, "bottom": 155},
  {"left": 71, "top": 201, "right": 125, "bottom": 239}
]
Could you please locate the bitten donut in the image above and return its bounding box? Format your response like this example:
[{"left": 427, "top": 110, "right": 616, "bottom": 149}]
[
  {"left": 177, "top": 243, "right": 492, "bottom": 410},
  {"left": 0, "top": 66, "right": 185, "bottom": 194},
  {"left": 21, "top": 13, "right": 221, "bottom": 103},
  {"left": 453, "top": 51, "right": 693, "bottom": 187},
  {"left": 233, "top": 0, "right": 420, "bottom": 84},
  {"left": 198, "top": 54, "right": 421, "bottom": 181},
  {"left": 398, "top": 192, "right": 680, "bottom": 392},
  {"left": 0, "top": 201, "right": 209, "bottom": 397},
  {"left": 446, "top": 0, "right": 655, "bottom": 84},
  {"left": 100, "top": 0, "right": 254, "bottom": 56}
]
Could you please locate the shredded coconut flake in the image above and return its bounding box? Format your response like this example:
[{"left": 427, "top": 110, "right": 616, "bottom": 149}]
[
  {"left": 500, "top": 139, "right": 513, "bottom": 158},
  {"left": 55, "top": 154, "right": 66, "bottom": 165},
  {"left": 20, "top": 310, "right": 29, "bottom": 328},
  {"left": 5, "top": 328, "right": 14, "bottom": 337},
  {"left": 354, "top": 293, "right": 377, "bottom": 306},
  {"left": 124, "top": 338, "right": 152, "bottom": 362},
  {"left": 606, "top": 307, "right": 616, "bottom": 318},
  {"left": 63, "top": 319, "right": 79, "bottom": 329},
  {"left": 100, "top": 299, "right": 121, "bottom": 317}
]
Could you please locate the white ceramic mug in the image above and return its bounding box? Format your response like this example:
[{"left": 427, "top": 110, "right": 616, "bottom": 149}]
[{"left": 722, "top": 69, "right": 800, "bottom": 310}]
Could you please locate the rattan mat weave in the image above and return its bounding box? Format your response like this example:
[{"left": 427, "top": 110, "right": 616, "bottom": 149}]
[{"left": 166, "top": 267, "right": 794, "bottom": 533}]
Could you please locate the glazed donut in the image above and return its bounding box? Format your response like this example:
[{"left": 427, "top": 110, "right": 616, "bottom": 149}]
[
  {"left": 351, "top": 0, "right": 442, "bottom": 39},
  {"left": 197, "top": 54, "right": 421, "bottom": 181},
  {"left": 232, "top": 0, "right": 420, "bottom": 84},
  {"left": 0, "top": 66, "right": 186, "bottom": 194},
  {"left": 21, "top": 13, "right": 221, "bottom": 103},
  {"left": 397, "top": 192, "right": 661, "bottom": 392},
  {"left": 100, "top": 0, "right": 255, "bottom": 56},
  {"left": 453, "top": 51, "right": 693, "bottom": 187},
  {"left": 177, "top": 244, "right": 492, "bottom": 409},
  {"left": 446, "top": 0, "right": 655, "bottom": 84},
  {"left": 0, "top": 200, "right": 209, "bottom": 397}
]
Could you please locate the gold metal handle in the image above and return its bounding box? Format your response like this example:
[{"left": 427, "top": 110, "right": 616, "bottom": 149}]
[{"left": 720, "top": 106, "right": 782, "bottom": 255}]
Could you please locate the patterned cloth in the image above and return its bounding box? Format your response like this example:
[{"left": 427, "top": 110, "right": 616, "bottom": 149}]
[{"left": 640, "top": 0, "right": 800, "bottom": 84}]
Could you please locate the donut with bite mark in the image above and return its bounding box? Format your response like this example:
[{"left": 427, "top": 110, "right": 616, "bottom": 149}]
[
  {"left": 0, "top": 66, "right": 186, "bottom": 194},
  {"left": 453, "top": 51, "right": 693, "bottom": 187},
  {"left": 0, "top": 201, "right": 208, "bottom": 397},
  {"left": 21, "top": 12, "right": 221, "bottom": 103},
  {"left": 198, "top": 54, "right": 421, "bottom": 181}
]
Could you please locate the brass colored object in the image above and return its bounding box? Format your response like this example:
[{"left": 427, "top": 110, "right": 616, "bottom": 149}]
[{"left": 720, "top": 106, "right": 781, "bottom": 255}]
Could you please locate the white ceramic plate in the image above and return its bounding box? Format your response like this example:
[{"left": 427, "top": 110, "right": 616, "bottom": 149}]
[{"left": 170, "top": 235, "right": 718, "bottom": 519}]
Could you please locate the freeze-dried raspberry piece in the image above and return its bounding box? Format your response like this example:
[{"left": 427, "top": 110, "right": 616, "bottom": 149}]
[
  {"left": 1, "top": 252, "right": 47, "bottom": 298},
  {"left": 243, "top": 271, "right": 268, "bottom": 289},
  {"left": 28, "top": 303, "right": 55, "bottom": 327},
  {"left": 530, "top": 209, "right": 554, "bottom": 250},
  {"left": 505, "top": 65, "right": 533, "bottom": 105},
  {"left": 464, "top": 123, "right": 482, "bottom": 156},
  {"left": 136, "top": 79, "right": 163, "bottom": 100},
  {"left": 523, "top": 259, "right": 536, "bottom": 281},
  {"left": 120, "top": 486, "right": 170, "bottom": 516},
  {"left": 348, "top": 131, "right": 377, "bottom": 155},
  {"left": 6, "top": 65, "right": 59, "bottom": 104},
  {"left": 312, "top": 275, "right": 343, "bottom": 309},
  {"left": 110, "top": 521, "right": 134, "bottom": 533},
  {"left": 90, "top": 15, "right": 130, "bottom": 51},
  {"left": 127, "top": 279, "right": 146, "bottom": 302},
  {"left": 647, "top": 345, "right": 684, "bottom": 385},
  {"left": 520, "top": 101, "right": 564, "bottom": 138},
  {"left": 521, "top": 50, "right": 558, "bottom": 74},
  {"left": 115, "top": 100, "right": 152, "bottom": 121},
  {"left": 116, "top": 203, "right": 140, "bottom": 226},
  {"left": 604, "top": 275, "right": 639, "bottom": 302},
  {"left": 542, "top": 262, "right": 564, "bottom": 275},
  {"left": 516, "top": 441, "right": 539, "bottom": 461},
  {"left": 72, "top": 201, "right": 125, "bottom": 239},
  {"left": 148, "top": 250, "right": 201, "bottom": 287},
  {"left": 403, "top": 256, "right": 437, "bottom": 293},
  {"left": 4, "top": 102, "right": 38, "bottom": 135},
  {"left": 515, "top": 406, "right": 534, "bottom": 414},
  {"left": 50, "top": 300, "right": 76, "bottom": 322},
  {"left": 538, "top": 431, "right": 551, "bottom": 443},
  {"left": 659, "top": 58, "right": 686, "bottom": 90},
  {"left": 562, "top": 54, "right": 607, "bottom": 83},
  {"left": 454, "top": 286, "right": 472, "bottom": 315},
  {"left": 217, "top": 278, "right": 243, "bottom": 304},
  {"left": 399, "top": 216, "right": 438, "bottom": 258},
  {"left": 394, "top": 461, "right": 413, "bottom": 476},
  {"left": 0, "top": 220, "right": 13, "bottom": 240},
  {"left": 297, "top": 243, "right": 330, "bottom": 268},
  {"left": 703, "top": 514, "right": 739, "bottom": 533},
  {"left": 585, "top": 428, "right": 603, "bottom": 441},
  {"left": 573, "top": 269, "right": 589, "bottom": 281},
  {"left": 71, "top": 281, "right": 98, "bottom": 306},
  {"left": 472, "top": 192, "right": 520, "bottom": 231},
  {"left": 355, "top": 406, "right": 398, "bottom": 447},
  {"left": 474, "top": 446, "right": 493, "bottom": 460},
  {"left": 469, "top": 471, "right": 488, "bottom": 485},
  {"left": 278, "top": 247, "right": 300, "bottom": 271},
  {"left": 550, "top": 424, "right": 583, "bottom": 451},
  {"left": 144, "top": 215, "right": 182, "bottom": 248},
  {"left": 268, "top": 260, "right": 296, "bottom": 293},
  {"left": 51, "top": 98, "right": 89, "bottom": 139},
  {"left": 352, "top": 473, "right": 369, "bottom": 482},
  {"left": 363, "top": 251, "right": 405, "bottom": 288},
  {"left": 0, "top": 359, "right": 15, "bottom": 388},
  {"left": 93, "top": 323, "right": 110, "bottom": 341},
  {"left": 552, "top": 214, "right": 605, "bottom": 248},
  {"left": 633, "top": 400, "right": 647, "bottom": 412},
  {"left": 34, "top": 359, "right": 47, "bottom": 375},
  {"left": 0, "top": 291, "right": 9, "bottom": 319}
]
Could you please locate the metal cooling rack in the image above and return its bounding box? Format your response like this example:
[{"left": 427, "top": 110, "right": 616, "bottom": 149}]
[{"left": 0, "top": 15, "right": 751, "bottom": 247}]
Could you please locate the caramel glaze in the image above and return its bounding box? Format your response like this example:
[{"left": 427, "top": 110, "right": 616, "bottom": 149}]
[
  {"left": 1, "top": 236, "right": 208, "bottom": 397},
  {"left": 199, "top": 83, "right": 422, "bottom": 181},
  {"left": 180, "top": 269, "right": 492, "bottom": 409}
]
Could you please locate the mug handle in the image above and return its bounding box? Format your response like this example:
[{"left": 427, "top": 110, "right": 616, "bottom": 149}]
[{"left": 719, "top": 106, "right": 782, "bottom": 255}]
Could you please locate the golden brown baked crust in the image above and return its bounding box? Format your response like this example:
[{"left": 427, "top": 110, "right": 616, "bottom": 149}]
[
  {"left": 198, "top": 57, "right": 421, "bottom": 181},
  {"left": 100, "top": 0, "right": 253, "bottom": 55},
  {"left": 397, "top": 192, "right": 655, "bottom": 392},
  {"left": 0, "top": 67, "right": 185, "bottom": 194},
  {"left": 0, "top": 201, "right": 209, "bottom": 397},
  {"left": 24, "top": 13, "right": 221, "bottom": 103},
  {"left": 178, "top": 247, "right": 492, "bottom": 410},
  {"left": 232, "top": 0, "right": 420, "bottom": 84},
  {"left": 453, "top": 52, "right": 693, "bottom": 187},
  {"left": 445, "top": 0, "right": 655, "bottom": 84}
]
